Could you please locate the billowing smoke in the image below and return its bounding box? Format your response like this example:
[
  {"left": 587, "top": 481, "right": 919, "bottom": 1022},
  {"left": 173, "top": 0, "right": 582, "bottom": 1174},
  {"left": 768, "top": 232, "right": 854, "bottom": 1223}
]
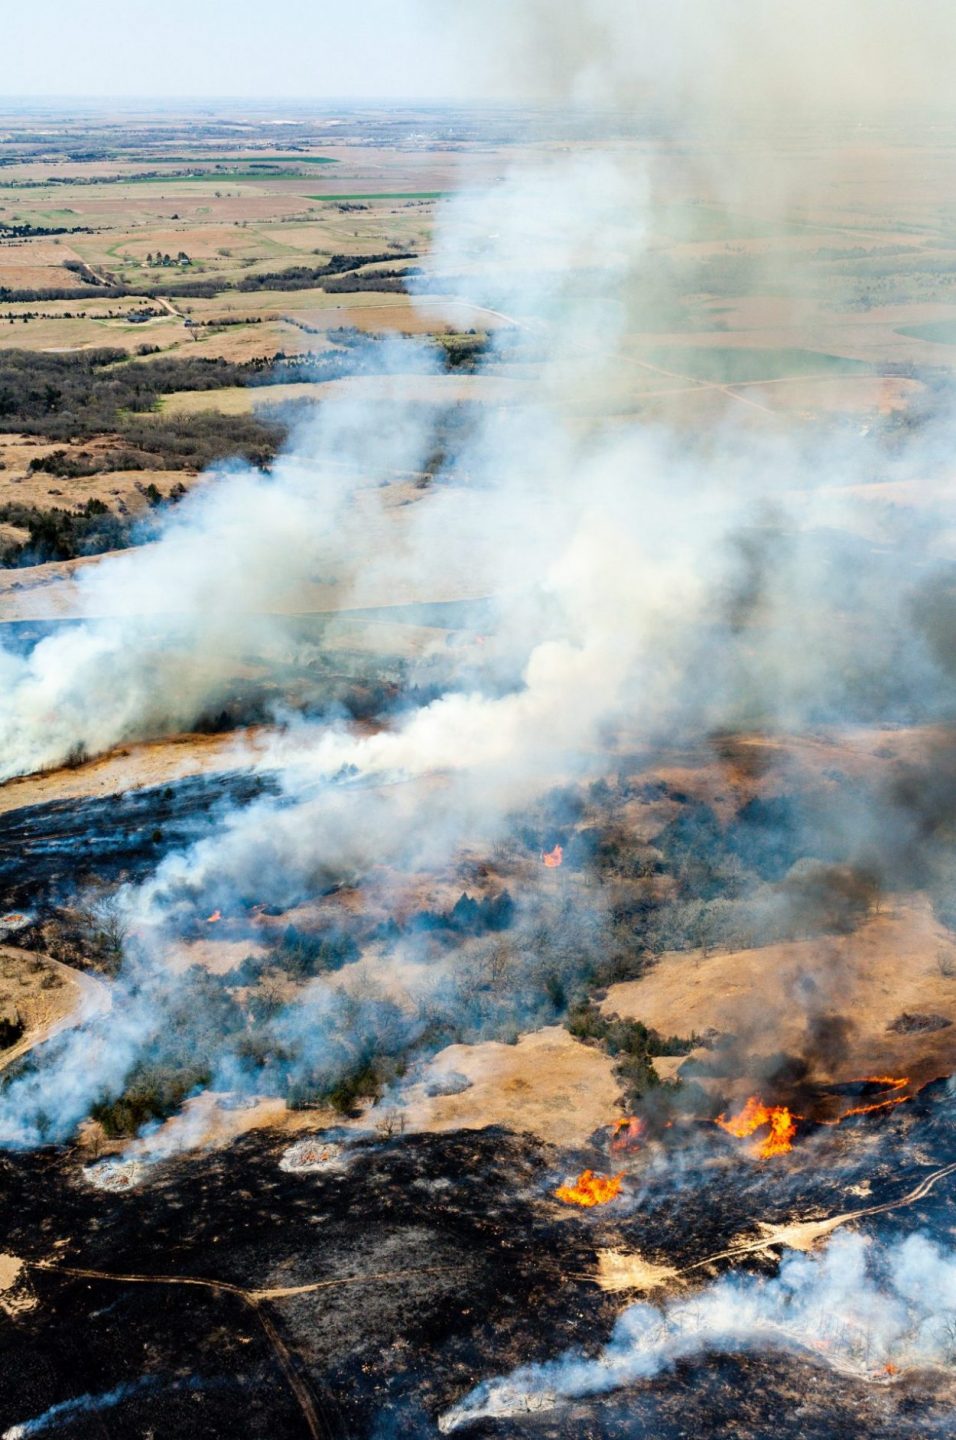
[
  {"left": 439, "top": 1230, "right": 956, "bottom": 1431},
  {"left": 421, "top": 0, "right": 956, "bottom": 119},
  {"left": 0, "top": 337, "right": 453, "bottom": 780},
  {"left": 4, "top": 6, "right": 956, "bottom": 1150}
]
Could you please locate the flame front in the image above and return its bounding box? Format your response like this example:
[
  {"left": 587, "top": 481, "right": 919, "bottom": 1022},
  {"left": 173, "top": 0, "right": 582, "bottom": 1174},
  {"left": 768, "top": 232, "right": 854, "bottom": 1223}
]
[
  {"left": 825, "top": 1075, "right": 912, "bottom": 1125},
  {"left": 716, "top": 1096, "right": 798, "bottom": 1157},
  {"left": 542, "top": 844, "right": 563, "bottom": 868},
  {"left": 206, "top": 910, "right": 222, "bottom": 924},
  {"left": 610, "top": 1116, "right": 644, "bottom": 1152},
  {"left": 554, "top": 1169, "right": 623, "bottom": 1206}
]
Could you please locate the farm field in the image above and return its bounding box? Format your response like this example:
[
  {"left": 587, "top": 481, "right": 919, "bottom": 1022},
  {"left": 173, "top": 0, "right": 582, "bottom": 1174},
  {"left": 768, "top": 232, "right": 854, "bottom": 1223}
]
[
  {"left": 2, "top": 100, "right": 956, "bottom": 588},
  {"left": 1, "top": 105, "right": 955, "bottom": 577}
]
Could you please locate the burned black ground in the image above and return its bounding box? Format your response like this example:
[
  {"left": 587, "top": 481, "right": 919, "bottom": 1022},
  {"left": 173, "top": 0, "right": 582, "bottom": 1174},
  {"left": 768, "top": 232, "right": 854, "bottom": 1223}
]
[
  {"left": 0, "top": 772, "right": 278, "bottom": 911},
  {"left": 0, "top": 1086, "right": 954, "bottom": 1438}
]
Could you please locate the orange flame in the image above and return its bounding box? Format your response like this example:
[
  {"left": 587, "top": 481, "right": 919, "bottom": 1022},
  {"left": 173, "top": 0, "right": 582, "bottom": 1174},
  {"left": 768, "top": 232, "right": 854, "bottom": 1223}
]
[
  {"left": 206, "top": 910, "right": 222, "bottom": 924},
  {"left": 824, "top": 1075, "right": 912, "bottom": 1125},
  {"left": 542, "top": 844, "right": 563, "bottom": 868},
  {"left": 610, "top": 1117, "right": 644, "bottom": 1152},
  {"left": 716, "top": 1096, "right": 798, "bottom": 1158},
  {"left": 554, "top": 1169, "right": 623, "bottom": 1207}
]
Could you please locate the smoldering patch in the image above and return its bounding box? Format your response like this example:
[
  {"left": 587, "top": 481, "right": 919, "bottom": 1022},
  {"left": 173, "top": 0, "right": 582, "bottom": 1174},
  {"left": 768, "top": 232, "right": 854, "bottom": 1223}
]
[
  {"left": 83, "top": 1159, "right": 147, "bottom": 1193},
  {"left": 279, "top": 1135, "right": 354, "bottom": 1175}
]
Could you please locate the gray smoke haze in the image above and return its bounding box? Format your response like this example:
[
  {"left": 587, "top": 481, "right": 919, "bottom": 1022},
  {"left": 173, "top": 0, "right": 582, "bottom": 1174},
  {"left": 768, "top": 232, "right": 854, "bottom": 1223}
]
[
  {"left": 424, "top": 0, "right": 956, "bottom": 118},
  {"left": 439, "top": 1229, "right": 956, "bottom": 1431},
  {"left": 3, "top": 5, "right": 956, "bottom": 1150}
]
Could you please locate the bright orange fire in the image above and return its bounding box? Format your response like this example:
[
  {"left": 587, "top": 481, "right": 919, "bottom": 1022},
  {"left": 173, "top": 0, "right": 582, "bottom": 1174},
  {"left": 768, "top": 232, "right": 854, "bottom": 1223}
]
[
  {"left": 554, "top": 1169, "right": 623, "bottom": 1206},
  {"left": 716, "top": 1096, "right": 798, "bottom": 1157},
  {"left": 610, "top": 1117, "right": 644, "bottom": 1152},
  {"left": 206, "top": 910, "right": 222, "bottom": 924},
  {"left": 542, "top": 844, "right": 563, "bottom": 868},
  {"left": 824, "top": 1075, "right": 912, "bottom": 1125}
]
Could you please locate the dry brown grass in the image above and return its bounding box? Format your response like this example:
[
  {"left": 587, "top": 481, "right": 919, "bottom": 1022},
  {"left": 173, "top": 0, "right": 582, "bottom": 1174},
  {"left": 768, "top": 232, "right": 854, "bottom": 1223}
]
[
  {"left": 373, "top": 1026, "right": 621, "bottom": 1147},
  {"left": 595, "top": 1248, "right": 681, "bottom": 1293},
  {"left": 0, "top": 729, "right": 276, "bottom": 817},
  {"left": 0, "top": 946, "right": 68, "bottom": 1036},
  {"left": 603, "top": 894, "right": 956, "bottom": 1093}
]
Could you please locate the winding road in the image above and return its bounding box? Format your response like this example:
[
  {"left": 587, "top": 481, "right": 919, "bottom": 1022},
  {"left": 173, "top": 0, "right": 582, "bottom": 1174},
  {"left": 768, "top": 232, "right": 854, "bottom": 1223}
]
[
  {"left": 676, "top": 1157, "right": 956, "bottom": 1277},
  {"left": 25, "top": 1258, "right": 461, "bottom": 1440}
]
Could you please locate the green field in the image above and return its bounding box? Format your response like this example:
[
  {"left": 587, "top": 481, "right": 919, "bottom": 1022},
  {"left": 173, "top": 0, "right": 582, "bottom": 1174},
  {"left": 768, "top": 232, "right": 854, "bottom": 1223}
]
[
  {"left": 895, "top": 320, "right": 956, "bottom": 346},
  {"left": 638, "top": 346, "right": 875, "bottom": 383},
  {"left": 144, "top": 155, "right": 339, "bottom": 165},
  {"left": 307, "top": 192, "right": 450, "bottom": 202}
]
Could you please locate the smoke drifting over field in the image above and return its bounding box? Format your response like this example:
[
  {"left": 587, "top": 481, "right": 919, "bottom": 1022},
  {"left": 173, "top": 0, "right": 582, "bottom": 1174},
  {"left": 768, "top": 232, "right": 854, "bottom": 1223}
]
[
  {"left": 440, "top": 1229, "right": 956, "bottom": 1430},
  {"left": 3, "top": 5, "right": 956, "bottom": 1173},
  {"left": 428, "top": 0, "right": 956, "bottom": 119}
]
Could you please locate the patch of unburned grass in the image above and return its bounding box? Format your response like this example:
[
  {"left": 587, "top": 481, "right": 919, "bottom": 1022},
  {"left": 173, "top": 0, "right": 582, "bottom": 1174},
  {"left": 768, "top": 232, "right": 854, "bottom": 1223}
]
[
  {"left": 638, "top": 346, "right": 875, "bottom": 384},
  {"left": 308, "top": 192, "right": 449, "bottom": 202},
  {"left": 895, "top": 320, "right": 956, "bottom": 346}
]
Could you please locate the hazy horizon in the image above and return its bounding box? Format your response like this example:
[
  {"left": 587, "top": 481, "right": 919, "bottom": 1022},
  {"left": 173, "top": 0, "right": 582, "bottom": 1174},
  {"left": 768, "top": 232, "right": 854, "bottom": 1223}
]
[{"left": 8, "top": 0, "right": 956, "bottom": 113}]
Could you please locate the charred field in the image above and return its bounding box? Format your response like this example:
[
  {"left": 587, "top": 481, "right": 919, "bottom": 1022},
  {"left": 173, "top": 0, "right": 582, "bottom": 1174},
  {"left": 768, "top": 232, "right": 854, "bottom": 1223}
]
[
  {"left": 0, "top": 1089, "right": 955, "bottom": 1439},
  {"left": 0, "top": 771, "right": 280, "bottom": 912},
  {"left": 4, "top": 720, "right": 956, "bottom": 1434}
]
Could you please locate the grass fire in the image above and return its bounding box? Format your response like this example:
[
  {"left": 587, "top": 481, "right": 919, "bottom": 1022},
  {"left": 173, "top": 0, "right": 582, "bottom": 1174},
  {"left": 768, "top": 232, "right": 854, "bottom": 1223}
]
[
  {"left": 554, "top": 1169, "right": 624, "bottom": 1207},
  {"left": 2, "top": 6, "right": 956, "bottom": 1438},
  {"left": 716, "top": 1098, "right": 799, "bottom": 1158}
]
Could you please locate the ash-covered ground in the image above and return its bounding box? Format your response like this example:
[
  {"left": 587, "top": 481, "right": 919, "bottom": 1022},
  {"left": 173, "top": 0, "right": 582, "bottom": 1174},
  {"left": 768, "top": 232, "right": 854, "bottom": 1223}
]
[
  {"left": 0, "top": 1083, "right": 955, "bottom": 1439},
  {"left": 0, "top": 772, "right": 279, "bottom": 912}
]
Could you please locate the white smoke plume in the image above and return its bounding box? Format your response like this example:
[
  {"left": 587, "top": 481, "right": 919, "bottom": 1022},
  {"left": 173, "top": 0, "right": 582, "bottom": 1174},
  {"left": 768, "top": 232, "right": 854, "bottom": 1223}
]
[
  {"left": 4, "top": 7, "right": 956, "bottom": 1149},
  {"left": 439, "top": 1230, "right": 956, "bottom": 1431},
  {"left": 3, "top": 1377, "right": 166, "bottom": 1439}
]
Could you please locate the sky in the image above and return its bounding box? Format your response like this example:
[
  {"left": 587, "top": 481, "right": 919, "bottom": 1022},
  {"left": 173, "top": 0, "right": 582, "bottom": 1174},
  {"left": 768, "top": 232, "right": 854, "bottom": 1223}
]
[
  {"left": 2, "top": 0, "right": 954, "bottom": 110},
  {"left": 1, "top": 0, "right": 463, "bottom": 101}
]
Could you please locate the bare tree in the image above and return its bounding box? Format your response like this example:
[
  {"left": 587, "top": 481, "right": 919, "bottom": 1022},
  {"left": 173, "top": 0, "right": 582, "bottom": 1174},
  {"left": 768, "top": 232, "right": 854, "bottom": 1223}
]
[
  {"left": 375, "top": 1108, "right": 407, "bottom": 1140},
  {"left": 76, "top": 888, "right": 129, "bottom": 974}
]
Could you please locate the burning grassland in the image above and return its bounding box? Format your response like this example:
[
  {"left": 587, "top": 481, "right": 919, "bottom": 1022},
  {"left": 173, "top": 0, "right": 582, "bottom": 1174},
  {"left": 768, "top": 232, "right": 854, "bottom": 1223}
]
[
  {"left": 609, "top": 1116, "right": 645, "bottom": 1152},
  {"left": 5, "top": 14, "right": 956, "bottom": 1437},
  {"left": 554, "top": 1169, "right": 624, "bottom": 1207},
  {"left": 602, "top": 895, "right": 956, "bottom": 1104},
  {"left": 0, "top": 769, "right": 280, "bottom": 913},
  {"left": 439, "top": 1228, "right": 956, "bottom": 1432},
  {"left": 1, "top": 1033, "right": 956, "bottom": 1439},
  {"left": 716, "top": 1097, "right": 798, "bottom": 1158},
  {"left": 0, "top": 729, "right": 279, "bottom": 820},
  {"left": 3, "top": 722, "right": 956, "bottom": 1162}
]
